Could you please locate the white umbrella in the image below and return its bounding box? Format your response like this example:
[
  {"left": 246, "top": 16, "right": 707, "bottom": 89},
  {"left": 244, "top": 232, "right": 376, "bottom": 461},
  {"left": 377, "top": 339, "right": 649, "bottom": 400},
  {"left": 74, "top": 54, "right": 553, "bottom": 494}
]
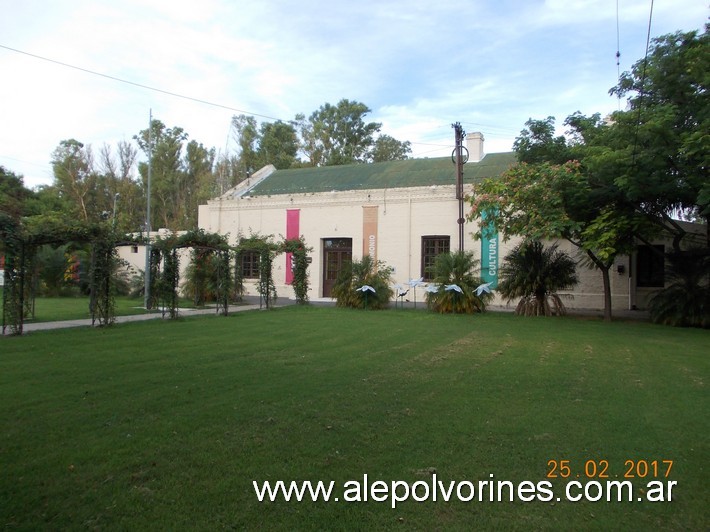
[
  {"left": 475, "top": 282, "right": 493, "bottom": 296},
  {"left": 408, "top": 277, "right": 424, "bottom": 308},
  {"left": 356, "top": 285, "right": 376, "bottom": 308},
  {"left": 425, "top": 284, "right": 440, "bottom": 293},
  {"left": 393, "top": 283, "right": 408, "bottom": 309},
  {"left": 356, "top": 285, "right": 376, "bottom": 293},
  {"left": 445, "top": 284, "right": 463, "bottom": 293}
]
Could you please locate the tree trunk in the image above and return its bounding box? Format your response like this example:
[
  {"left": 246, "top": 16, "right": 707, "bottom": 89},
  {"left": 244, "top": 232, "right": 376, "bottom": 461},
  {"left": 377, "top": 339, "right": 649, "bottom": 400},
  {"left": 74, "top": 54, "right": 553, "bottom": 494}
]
[
  {"left": 586, "top": 250, "right": 613, "bottom": 322},
  {"left": 600, "top": 265, "right": 612, "bottom": 322}
]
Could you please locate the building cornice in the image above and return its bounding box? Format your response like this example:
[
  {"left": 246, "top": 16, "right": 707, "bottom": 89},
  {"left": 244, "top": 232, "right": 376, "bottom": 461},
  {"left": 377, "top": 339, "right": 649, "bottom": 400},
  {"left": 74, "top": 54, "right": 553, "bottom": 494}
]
[{"left": 205, "top": 184, "right": 474, "bottom": 211}]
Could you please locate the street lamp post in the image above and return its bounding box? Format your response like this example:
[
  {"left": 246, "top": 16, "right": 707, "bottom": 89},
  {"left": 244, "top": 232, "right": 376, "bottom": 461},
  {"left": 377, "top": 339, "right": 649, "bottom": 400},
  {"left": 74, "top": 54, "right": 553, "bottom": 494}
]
[{"left": 112, "top": 193, "right": 120, "bottom": 229}]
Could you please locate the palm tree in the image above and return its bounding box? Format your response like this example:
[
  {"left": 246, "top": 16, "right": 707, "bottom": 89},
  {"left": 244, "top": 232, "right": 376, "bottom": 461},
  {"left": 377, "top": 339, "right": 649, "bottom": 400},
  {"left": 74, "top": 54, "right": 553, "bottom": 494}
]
[
  {"left": 332, "top": 255, "right": 393, "bottom": 309},
  {"left": 648, "top": 249, "right": 710, "bottom": 328},
  {"left": 498, "top": 240, "right": 578, "bottom": 316},
  {"left": 426, "top": 250, "right": 491, "bottom": 314}
]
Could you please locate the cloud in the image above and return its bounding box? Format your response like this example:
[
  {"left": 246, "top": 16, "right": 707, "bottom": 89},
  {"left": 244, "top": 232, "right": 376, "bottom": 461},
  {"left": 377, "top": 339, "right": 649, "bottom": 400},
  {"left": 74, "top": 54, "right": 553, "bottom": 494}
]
[{"left": 0, "top": 0, "right": 706, "bottom": 188}]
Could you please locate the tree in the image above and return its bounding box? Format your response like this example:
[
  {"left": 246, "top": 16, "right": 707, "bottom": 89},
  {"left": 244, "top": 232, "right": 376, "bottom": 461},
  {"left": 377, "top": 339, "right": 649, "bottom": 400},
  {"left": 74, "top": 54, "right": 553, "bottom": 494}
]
[
  {"left": 97, "top": 141, "right": 143, "bottom": 232},
  {"left": 231, "top": 114, "right": 261, "bottom": 178},
  {"left": 512, "top": 117, "right": 569, "bottom": 165},
  {"left": 213, "top": 153, "right": 242, "bottom": 195},
  {"left": 497, "top": 240, "right": 579, "bottom": 316},
  {"left": 0, "top": 166, "right": 34, "bottom": 220},
  {"left": 257, "top": 120, "right": 299, "bottom": 169},
  {"left": 182, "top": 140, "right": 216, "bottom": 228},
  {"left": 135, "top": 119, "right": 215, "bottom": 230},
  {"left": 371, "top": 134, "right": 412, "bottom": 162},
  {"left": 301, "top": 99, "right": 382, "bottom": 166},
  {"left": 135, "top": 120, "right": 187, "bottom": 229},
  {"left": 609, "top": 26, "right": 709, "bottom": 246},
  {"left": 51, "top": 139, "right": 100, "bottom": 222},
  {"left": 469, "top": 159, "right": 639, "bottom": 321}
]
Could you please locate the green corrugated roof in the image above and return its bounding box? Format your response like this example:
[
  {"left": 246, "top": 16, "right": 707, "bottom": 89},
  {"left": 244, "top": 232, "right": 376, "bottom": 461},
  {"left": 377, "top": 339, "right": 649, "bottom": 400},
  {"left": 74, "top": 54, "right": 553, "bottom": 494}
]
[{"left": 249, "top": 152, "right": 516, "bottom": 196}]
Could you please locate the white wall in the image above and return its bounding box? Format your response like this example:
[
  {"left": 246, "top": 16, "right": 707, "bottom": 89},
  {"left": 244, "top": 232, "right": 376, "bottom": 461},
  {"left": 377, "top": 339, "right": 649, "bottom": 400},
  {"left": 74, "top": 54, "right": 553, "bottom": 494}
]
[{"left": 198, "top": 186, "right": 705, "bottom": 310}]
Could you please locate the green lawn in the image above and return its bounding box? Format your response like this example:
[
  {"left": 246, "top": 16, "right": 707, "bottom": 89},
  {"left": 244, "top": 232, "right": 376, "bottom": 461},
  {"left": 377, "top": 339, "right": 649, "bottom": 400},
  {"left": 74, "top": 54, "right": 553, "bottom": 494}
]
[
  {"left": 1, "top": 307, "right": 707, "bottom": 530},
  {"left": 17, "top": 296, "right": 205, "bottom": 323}
]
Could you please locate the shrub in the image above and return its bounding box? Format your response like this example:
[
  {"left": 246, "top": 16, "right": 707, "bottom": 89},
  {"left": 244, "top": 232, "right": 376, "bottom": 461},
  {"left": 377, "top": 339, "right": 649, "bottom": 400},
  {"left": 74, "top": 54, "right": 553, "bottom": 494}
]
[
  {"left": 332, "top": 255, "right": 393, "bottom": 309},
  {"left": 649, "top": 249, "right": 710, "bottom": 328},
  {"left": 426, "top": 250, "right": 491, "bottom": 314},
  {"left": 497, "top": 240, "right": 578, "bottom": 316}
]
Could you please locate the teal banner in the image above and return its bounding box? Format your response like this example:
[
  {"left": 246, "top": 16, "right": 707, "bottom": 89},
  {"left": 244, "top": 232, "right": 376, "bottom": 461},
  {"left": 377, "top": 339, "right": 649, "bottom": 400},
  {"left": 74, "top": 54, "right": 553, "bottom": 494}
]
[{"left": 480, "top": 210, "right": 499, "bottom": 288}]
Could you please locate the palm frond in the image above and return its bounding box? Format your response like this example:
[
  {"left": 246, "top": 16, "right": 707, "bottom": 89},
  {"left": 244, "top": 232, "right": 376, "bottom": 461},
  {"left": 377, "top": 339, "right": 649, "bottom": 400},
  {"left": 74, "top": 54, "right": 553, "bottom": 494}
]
[{"left": 498, "top": 240, "right": 579, "bottom": 316}]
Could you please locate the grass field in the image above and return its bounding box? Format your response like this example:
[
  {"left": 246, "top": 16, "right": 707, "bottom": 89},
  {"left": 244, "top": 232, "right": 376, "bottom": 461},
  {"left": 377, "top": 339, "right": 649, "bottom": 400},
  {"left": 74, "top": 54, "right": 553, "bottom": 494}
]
[
  {"left": 15, "top": 296, "right": 206, "bottom": 323},
  {"left": 1, "top": 307, "right": 707, "bottom": 530}
]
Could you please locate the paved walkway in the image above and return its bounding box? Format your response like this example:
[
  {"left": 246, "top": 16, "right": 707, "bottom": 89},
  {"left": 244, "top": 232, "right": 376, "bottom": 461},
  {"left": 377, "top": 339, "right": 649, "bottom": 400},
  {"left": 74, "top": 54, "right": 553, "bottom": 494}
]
[
  {"left": 5, "top": 297, "right": 649, "bottom": 335},
  {"left": 5, "top": 296, "right": 286, "bottom": 335}
]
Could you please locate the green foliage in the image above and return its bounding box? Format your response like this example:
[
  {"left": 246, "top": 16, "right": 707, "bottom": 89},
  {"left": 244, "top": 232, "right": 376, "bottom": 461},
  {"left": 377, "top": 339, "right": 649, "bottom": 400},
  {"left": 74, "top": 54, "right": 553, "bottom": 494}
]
[
  {"left": 469, "top": 148, "right": 636, "bottom": 322},
  {"left": 610, "top": 27, "right": 708, "bottom": 226},
  {"left": 331, "top": 255, "right": 393, "bottom": 309},
  {"left": 648, "top": 249, "right": 710, "bottom": 328},
  {"left": 258, "top": 248, "right": 277, "bottom": 308},
  {"left": 50, "top": 139, "right": 98, "bottom": 223},
  {"left": 209, "top": 250, "right": 232, "bottom": 316},
  {"left": 1, "top": 214, "right": 125, "bottom": 334},
  {"left": 483, "top": 29, "right": 709, "bottom": 321},
  {"left": 135, "top": 119, "right": 215, "bottom": 230},
  {"left": 498, "top": 240, "right": 579, "bottom": 316},
  {"left": 512, "top": 116, "right": 569, "bottom": 164},
  {"left": 258, "top": 121, "right": 299, "bottom": 169},
  {"left": 371, "top": 134, "right": 412, "bottom": 162},
  {"left": 89, "top": 240, "right": 119, "bottom": 326},
  {"left": 282, "top": 237, "right": 311, "bottom": 305},
  {"left": 35, "top": 245, "right": 77, "bottom": 296},
  {"left": 183, "top": 249, "right": 216, "bottom": 306},
  {"left": 0, "top": 166, "right": 35, "bottom": 220},
  {"left": 151, "top": 229, "right": 232, "bottom": 317},
  {"left": 426, "top": 250, "right": 491, "bottom": 314},
  {"left": 299, "top": 99, "right": 381, "bottom": 166},
  {"left": 236, "top": 233, "right": 280, "bottom": 308}
]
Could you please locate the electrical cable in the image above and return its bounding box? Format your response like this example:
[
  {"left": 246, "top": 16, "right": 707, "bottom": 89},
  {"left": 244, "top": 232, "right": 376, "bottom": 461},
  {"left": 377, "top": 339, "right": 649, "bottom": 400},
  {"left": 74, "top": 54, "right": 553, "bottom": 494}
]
[
  {"left": 616, "top": 0, "right": 622, "bottom": 110},
  {"left": 0, "top": 43, "right": 284, "bottom": 122},
  {"left": 0, "top": 43, "right": 510, "bottom": 160},
  {"left": 631, "top": 0, "right": 655, "bottom": 166}
]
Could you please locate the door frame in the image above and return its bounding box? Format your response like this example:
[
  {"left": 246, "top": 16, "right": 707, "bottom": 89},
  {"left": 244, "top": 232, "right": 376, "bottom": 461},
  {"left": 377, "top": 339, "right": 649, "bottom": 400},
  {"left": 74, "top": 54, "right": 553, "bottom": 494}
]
[{"left": 322, "top": 238, "right": 352, "bottom": 298}]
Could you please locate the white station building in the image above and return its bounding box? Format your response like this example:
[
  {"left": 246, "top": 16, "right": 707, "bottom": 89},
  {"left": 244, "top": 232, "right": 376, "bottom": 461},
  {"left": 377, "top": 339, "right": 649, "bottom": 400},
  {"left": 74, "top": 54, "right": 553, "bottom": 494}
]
[{"left": 197, "top": 133, "right": 700, "bottom": 311}]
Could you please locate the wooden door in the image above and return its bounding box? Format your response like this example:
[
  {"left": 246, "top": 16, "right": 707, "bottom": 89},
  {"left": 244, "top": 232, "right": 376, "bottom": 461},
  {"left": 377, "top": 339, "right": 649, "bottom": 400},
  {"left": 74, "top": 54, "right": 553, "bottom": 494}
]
[{"left": 322, "top": 238, "right": 352, "bottom": 297}]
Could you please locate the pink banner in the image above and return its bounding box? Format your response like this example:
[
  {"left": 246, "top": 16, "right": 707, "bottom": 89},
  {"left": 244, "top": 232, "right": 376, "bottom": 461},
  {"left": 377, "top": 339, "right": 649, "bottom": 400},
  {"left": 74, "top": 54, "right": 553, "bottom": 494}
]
[{"left": 286, "top": 209, "right": 300, "bottom": 284}]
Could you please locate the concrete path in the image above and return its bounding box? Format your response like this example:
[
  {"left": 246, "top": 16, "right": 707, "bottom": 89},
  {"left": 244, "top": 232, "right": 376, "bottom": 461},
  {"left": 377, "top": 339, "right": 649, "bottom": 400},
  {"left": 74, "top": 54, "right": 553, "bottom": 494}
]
[
  {"left": 4, "top": 296, "right": 287, "bottom": 335},
  {"left": 4, "top": 297, "right": 648, "bottom": 335}
]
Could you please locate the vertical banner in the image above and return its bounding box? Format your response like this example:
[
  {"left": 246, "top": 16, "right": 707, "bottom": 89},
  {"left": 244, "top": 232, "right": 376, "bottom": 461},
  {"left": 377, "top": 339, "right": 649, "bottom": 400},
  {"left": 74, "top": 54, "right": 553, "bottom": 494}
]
[
  {"left": 285, "top": 209, "right": 300, "bottom": 284},
  {"left": 362, "top": 206, "right": 378, "bottom": 263},
  {"left": 480, "top": 209, "right": 499, "bottom": 288}
]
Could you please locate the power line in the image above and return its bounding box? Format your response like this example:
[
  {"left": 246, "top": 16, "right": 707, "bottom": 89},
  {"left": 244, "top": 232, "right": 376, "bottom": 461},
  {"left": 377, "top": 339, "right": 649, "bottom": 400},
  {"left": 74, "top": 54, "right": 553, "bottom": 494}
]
[
  {"left": 0, "top": 154, "right": 51, "bottom": 170},
  {"left": 616, "top": 0, "right": 622, "bottom": 110},
  {"left": 0, "top": 43, "right": 283, "bottom": 122},
  {"left": 0, "top": 43, "right": 509, "bottom": 157},
  {"left": 631, "top": 0, "right": 655, "bottom": 166}
]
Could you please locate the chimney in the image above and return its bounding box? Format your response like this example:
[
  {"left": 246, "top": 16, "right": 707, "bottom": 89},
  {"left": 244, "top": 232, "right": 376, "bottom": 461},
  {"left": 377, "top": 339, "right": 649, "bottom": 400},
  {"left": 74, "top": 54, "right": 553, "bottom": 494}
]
[{"left": 466, "top": 132, "right": 485, "bottom": 162}]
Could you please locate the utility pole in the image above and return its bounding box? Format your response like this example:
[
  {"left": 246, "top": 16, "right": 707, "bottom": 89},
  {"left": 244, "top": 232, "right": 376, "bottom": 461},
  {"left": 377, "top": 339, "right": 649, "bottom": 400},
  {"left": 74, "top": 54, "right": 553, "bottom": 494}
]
[
  {"left": 451, "top": 122, "right": 468, "bottom": 252},
  {"left": 143, "top": 109, "right": 153, "bottom": 309}
]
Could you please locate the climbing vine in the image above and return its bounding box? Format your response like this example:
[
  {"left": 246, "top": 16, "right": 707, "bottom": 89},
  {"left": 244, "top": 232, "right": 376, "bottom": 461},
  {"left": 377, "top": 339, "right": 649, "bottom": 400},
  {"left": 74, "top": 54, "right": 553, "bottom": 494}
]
[
  {"left": 1, "top": 214, "right": 139, "bottom": 335},
  {"left": 1, "top": 214, "right": 311, "bottom": 334},
  {"left": 282, "top": 237, "right": 311, "bottom": 305}
]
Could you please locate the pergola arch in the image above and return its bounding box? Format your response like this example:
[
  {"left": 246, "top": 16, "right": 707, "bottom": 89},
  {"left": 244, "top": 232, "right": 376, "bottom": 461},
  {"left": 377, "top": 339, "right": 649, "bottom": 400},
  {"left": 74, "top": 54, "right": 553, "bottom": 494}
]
[
  {"left": 1, "top": 216, "right": 311, "bottom": 335},
  {"left": 1, "top": 215, "right": 143, "bottom": 335}
]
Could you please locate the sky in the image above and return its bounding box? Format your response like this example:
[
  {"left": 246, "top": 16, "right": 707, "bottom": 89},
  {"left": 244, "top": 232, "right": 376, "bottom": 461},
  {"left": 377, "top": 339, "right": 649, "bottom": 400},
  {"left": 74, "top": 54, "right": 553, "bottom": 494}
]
[{"left": 0, "top": 0, "right": 707, "bottom": 189}]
